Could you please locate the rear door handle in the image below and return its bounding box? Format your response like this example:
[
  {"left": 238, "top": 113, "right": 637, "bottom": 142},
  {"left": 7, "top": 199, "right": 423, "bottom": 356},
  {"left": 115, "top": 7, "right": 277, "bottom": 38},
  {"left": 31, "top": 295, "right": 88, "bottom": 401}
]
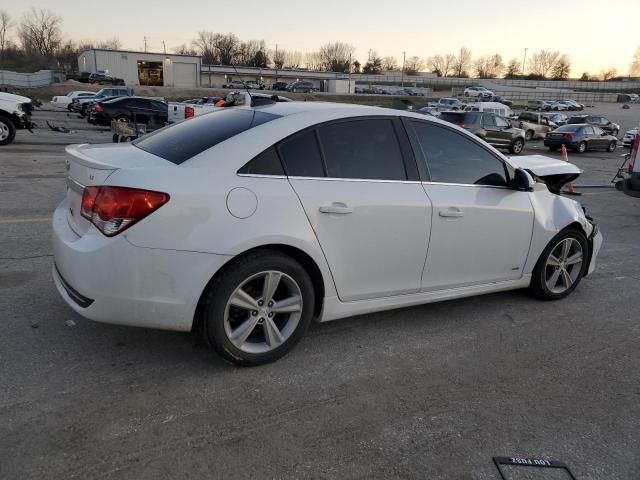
[
  {"left": 439, "top": 207, "right": 464, "bottom": 218},
  {"left": 319, "top": 203, "right": 353, "bottom": 215}
]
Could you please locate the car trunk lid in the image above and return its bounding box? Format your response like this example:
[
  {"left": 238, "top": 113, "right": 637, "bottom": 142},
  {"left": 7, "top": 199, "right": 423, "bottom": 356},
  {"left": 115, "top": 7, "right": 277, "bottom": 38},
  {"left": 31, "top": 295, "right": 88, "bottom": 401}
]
[{"left": 65, "top": 143, "right": 173, "bottom": 236}]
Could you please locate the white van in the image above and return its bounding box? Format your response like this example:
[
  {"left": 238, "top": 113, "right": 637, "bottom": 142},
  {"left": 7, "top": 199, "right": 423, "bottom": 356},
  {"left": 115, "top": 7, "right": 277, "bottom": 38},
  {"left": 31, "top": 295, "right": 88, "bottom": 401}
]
[{"left": 464, "top": 101, "right": 513, "bottom": 118}]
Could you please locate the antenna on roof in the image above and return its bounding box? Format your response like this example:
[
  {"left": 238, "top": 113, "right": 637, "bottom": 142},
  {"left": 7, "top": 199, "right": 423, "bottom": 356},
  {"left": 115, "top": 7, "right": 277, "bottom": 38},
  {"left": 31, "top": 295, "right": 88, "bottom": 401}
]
[{"left": 229, "top": 61, "right": 254, "bottom": 106}]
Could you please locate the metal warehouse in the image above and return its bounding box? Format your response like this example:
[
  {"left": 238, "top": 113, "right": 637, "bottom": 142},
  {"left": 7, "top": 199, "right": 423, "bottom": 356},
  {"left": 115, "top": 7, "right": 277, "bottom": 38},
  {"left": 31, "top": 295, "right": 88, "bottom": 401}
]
[
  {"left": 77, "top": 49, "right": 355, "bottom": 92},
  {"left": 78, "top": 49, "right": 201, "bottom": 88}
]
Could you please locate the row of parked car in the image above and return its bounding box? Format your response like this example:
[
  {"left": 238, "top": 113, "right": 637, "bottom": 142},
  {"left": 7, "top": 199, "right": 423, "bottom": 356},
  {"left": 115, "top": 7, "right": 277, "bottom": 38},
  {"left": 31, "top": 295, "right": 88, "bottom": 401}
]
[
  {"left": 222, "top": 80, "right": 318, "bottom": 93},
  {"left": 67, "top": 71, "right": 126, "bottom": 85}
]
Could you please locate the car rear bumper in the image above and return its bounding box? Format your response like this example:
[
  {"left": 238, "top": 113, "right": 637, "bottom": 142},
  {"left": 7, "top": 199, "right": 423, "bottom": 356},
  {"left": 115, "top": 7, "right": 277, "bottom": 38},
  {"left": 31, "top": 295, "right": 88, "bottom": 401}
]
[
  {"left": 543, "top": 138, "right": 577, "bottom": 148},
  {"left": 52, "top": 198, "right": 232, "bottom": 331}
]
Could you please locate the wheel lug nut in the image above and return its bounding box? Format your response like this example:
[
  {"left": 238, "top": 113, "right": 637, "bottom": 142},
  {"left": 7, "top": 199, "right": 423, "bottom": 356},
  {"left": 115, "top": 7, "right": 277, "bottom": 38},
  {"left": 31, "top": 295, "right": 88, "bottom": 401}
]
[
  {"left": 258, "top": 318, "right": 264, "bottom": 323},
  {"left": 268, "top": 312, "right": 274, "bottom": 317},
  {"left": 252, "top": 311, "right": 258, "bottom": 316},
  {"left": 268, "top": 301, "right": 273, "bottom": 307},
  {"left": 258, "top": 300, "right": 264, "bottom": 306}
]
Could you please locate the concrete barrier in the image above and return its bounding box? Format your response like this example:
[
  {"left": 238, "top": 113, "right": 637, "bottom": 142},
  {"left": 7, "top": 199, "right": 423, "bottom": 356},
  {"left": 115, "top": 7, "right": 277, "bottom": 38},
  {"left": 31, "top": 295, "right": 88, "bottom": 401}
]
[{"left": 0, "top": 70, "right": 56, "bottom": 88}]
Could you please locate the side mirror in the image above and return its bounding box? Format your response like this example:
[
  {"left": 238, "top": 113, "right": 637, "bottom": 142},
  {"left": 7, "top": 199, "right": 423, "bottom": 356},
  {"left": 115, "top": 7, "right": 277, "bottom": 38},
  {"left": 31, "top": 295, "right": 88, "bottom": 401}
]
[{"left": 511, "top": 168, "right": 533, "bottom": 191}]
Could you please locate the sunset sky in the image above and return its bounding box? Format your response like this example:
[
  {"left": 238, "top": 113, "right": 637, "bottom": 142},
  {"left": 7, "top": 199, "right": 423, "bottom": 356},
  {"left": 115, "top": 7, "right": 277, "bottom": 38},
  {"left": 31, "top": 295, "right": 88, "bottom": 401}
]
[{"left": 2, "top": 0, "right": 638, "bottom": 76}]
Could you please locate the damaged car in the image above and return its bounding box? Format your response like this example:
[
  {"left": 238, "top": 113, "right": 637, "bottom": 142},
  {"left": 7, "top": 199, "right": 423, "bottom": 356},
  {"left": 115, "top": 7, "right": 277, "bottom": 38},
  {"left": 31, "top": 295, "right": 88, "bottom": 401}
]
[
  {"left": 52, "top": 103, "right": 602, "bottom": 365},
  {"left": 0, "top": 91, "right": 34, "bottom": 145}
]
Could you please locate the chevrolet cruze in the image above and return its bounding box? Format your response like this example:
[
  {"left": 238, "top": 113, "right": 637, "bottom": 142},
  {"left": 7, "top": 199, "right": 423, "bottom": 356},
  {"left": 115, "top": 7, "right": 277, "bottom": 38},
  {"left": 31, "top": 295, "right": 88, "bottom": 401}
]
[{"left": 53, "top": 102, "right": 602, "bottom": 365}]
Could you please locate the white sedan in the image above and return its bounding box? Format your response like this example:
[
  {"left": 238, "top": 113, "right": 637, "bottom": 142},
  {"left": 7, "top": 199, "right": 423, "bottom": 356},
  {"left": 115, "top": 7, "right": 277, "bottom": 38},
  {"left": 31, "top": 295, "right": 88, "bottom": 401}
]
[
  {"left": 464, "top": 86, "right": 493, "bottom": 98},
  {"left": 53, "top": 102, "right": 602, "bottom": 365},
  {"left": 50, "top": 91, "right": 96, "bottom": 110}
]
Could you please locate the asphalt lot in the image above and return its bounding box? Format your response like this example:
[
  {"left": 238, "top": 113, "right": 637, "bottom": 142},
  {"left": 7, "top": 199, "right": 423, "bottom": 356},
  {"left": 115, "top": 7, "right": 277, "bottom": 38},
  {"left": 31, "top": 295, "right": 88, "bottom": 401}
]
[{"left": 1, "top": 105, "right": 639, "bottom": 480}]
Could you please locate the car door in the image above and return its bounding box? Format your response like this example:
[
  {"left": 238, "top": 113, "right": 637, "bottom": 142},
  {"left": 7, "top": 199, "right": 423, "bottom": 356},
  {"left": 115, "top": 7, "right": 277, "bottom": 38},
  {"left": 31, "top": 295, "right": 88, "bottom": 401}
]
[
  {"left": 581, "top": 125, "right": 597, "bottom": 148},
  {"left": 405, "top": 120, "right": 534, "bottom": 291},
  {"left": 480, "top": 113, "right": 501, "bottom": 145},
  {"left": 591, "top": 126, "right": 608, "bottom": 148},
  {"left": 282, "top": 118, "right": 432, "bottom": 302},
  {"left": 493, "top": 115, "right": 514, "bottom": 146}
]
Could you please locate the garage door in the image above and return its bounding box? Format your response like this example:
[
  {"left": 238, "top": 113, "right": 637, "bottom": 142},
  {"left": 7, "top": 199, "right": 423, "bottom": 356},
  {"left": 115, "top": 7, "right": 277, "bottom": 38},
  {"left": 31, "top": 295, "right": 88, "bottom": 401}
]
[{"left": 173, "top": 62, "right": 197, "bottom": 88}]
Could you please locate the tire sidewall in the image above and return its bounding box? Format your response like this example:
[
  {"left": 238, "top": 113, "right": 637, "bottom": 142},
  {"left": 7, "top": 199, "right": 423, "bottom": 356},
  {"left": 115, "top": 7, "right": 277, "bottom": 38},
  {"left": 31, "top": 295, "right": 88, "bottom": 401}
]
[
  {"left": 203, "top": 252, "right": 315, "bottom": 366},
  {"left": 530, "top": 229, "right": 589, "bottom": 300},
  {"left": 0, "top": 115, "right": 17, "bottom": 145}
]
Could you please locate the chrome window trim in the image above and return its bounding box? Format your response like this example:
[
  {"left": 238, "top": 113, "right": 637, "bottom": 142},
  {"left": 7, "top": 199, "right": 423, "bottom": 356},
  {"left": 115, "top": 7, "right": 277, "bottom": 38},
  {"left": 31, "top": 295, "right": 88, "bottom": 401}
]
[
  {"left": 421, "top": 180, "right": 511, "bottom": 190},
  {"left": 237, "top": 173, "right": 288, "bottom": 179},
  {"left": 286, "top": 176, "right": 422, "bottom": 184}
]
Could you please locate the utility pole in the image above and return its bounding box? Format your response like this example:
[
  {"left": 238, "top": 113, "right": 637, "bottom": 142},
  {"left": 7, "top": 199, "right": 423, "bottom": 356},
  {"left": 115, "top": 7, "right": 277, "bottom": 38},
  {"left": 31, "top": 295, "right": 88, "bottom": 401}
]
[
  {"left": 274, "top": 44, "right": 278, "bottom": 83},
  {"left": 162, "top": 40, "right": 166, "bottom": 55},
  {"left": 401, "top": 51, "right": 406, "bottom": 87},
  {"left": 522, "top": 47, "right": 528, "bottom": 76},
  {"left": 348, "top": 53, "right": 352, "bottom": 93},
  {"left": 143, "top": 36, "right": 148, "bottom": 53}
]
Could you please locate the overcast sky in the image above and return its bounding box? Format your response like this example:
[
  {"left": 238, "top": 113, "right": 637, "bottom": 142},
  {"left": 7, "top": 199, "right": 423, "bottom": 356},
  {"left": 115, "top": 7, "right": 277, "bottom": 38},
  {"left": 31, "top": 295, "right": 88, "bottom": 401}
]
[{"left": 3, "top": 0, "right": 638, "bottom": 76}]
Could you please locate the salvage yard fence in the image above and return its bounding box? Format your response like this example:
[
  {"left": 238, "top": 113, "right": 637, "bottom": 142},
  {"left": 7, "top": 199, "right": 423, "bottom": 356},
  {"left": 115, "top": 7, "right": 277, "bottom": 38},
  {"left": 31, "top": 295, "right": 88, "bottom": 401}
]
[
  {"left": 450, "top": 87, "right": 621, "bottom": 104},
  {"left": 0, "top": 70, "right": 57, "bottom": 88}
]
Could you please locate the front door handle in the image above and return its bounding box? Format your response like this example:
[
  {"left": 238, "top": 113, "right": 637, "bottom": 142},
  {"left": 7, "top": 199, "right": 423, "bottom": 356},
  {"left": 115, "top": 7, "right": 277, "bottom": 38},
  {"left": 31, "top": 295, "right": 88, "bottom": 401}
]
[
  {"left": 439, "top": 207, "right": 464, "bottom": 218},
  {"left": 319, "top": 202, "right": 353, "bottom": 215}
]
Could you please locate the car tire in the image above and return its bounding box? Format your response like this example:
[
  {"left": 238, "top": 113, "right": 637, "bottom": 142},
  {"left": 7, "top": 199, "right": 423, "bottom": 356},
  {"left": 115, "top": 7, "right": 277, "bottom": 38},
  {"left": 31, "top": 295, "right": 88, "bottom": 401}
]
[
  {"left": 576, "top": 141, "right": 587, "bottom": 153},
  {"left": 67, "top": 104, "right": 74, "bottom": 112},
  {"left": 0, "top": 114, "right": 17, "bottom": 145},
  {"left": 201, "top": 249, "right": 315, "bottom": 366},
  {"left": 529, "top": 228, "right": 589, "bottom": 300},
  {"left": 607, "top": 141, "right": 617, "bottom": 152},
  {"left": 509, "top": 138, "right": 524, "bottom": 154},
  {"left": 525, "top": 130, "right": 534, "bottom": 141}
]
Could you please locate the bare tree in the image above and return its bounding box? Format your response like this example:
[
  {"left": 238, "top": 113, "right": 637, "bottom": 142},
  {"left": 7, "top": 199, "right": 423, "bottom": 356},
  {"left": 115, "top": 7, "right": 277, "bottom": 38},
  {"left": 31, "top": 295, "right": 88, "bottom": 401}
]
[
  {"left": 403, "top": 56, "right": 424, "bottom": 75},
  {"left": 453, "top": 46, "right": 472, "bottom": 77},
  {"left": 528, "top": 50, "right": 560, "bottom": 78},
  {"left": 600, "top": 67, "right": 617, "bottom": 81},
  {"left": 629, "top": 46, "right": 640, "bottom": 77},
  {"left": 174, "top": 44, "right": 197, "bottom": 56},
  {"left": 284, "top": 51, "right": 302, "bottom": 68},
  {"left": 272, "top": 47, "right": 285, "bottom": 68},
  {"left": 192, "top": 31, "right": 218, "bottom": 64},
  {"left": 381, "top": 56, "right": 398, "bottom": 71},
  {"left": 551, "top": 55, "right": 571, "bottom": 80},
  {"left": 317, "top": 42, "right": 355, "bottom": 72},
  {"left": 504, "top": 58, "right": 520, "bottom": 78},
  {"left": 236, "top": 39, "right": 267, "bottom": 66},
  {"left": 215, "top": 33, "right": 239, "bottom": 65},
  {"left": 305, "top": 51, "right": 324, "bottom": 71},
  {"left": 96, "top": 37, "right": 121, "bottom": 50},
  {"left": 18, "top": 7, "right": 62, "bottom": 57},
  {"left": 580, "top": 72, "right": 591, "bottom": 81},
  {"left": 474, "top": 54, "right": 504, "bottom": 78},
  {"left": 427, "top": 54, "right": 445, "bottom": 76},
  {"left": 0, "top": 10, "right": 13, "bottom": 57}
]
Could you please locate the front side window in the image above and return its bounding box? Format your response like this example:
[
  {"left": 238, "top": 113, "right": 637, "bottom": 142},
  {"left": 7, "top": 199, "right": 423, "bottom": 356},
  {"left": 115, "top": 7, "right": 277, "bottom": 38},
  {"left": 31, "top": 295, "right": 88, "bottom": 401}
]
[
  {"left": 316, "top": 119, "right": 407, "bottom": 181},
  {"left": 410, "top": 121, "right": 507, "bottom": 187},
  {"left": 482, "top": 114, "right": 496, "bottom": 127},
  {"left": 583, "top": 126, "right": 595, "bottom": 135},
  {"left": 495, "top": 116, "right": 510, "bottom": 128}
]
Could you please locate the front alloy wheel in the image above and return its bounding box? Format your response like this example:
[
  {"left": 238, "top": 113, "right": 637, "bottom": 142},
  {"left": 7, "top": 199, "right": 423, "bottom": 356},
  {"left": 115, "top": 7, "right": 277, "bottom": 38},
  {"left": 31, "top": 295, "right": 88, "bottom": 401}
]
[
  {"left": 202, "top": 250, "right": 315, "bottom": 366},
  {"left": 530, "top": 229, "right": 588, "bottom": 300}
]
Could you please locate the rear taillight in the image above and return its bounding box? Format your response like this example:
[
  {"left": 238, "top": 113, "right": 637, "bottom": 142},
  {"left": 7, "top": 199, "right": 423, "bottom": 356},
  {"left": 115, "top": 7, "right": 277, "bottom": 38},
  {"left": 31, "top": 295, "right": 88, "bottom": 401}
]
[
  {"left": 545, "top": 132, "right": 551, "bottom": 138},
  {"left": 563, "top": 133, "right": 573, "bottom": 139},
  {"left": 94, "top": 103, "right": 103, "bottom": 112},
  {"left": 185, "top": 106, "right": 194, "bottom": 118},
  {"left": 81, "top": 186, "right": 169, "bottom": 237},
  {"left": 459, "top": 123, "right": 466, "bottom": 128}
]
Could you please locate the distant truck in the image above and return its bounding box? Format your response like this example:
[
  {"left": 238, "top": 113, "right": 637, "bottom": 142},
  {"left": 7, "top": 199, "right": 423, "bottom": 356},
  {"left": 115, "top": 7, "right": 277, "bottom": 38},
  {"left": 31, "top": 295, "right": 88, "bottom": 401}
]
[
  {"left": 0, "top": 92, "right": 33, "bottom": 145},
  {"left": 512, "top": 111, "right": 556, "bottom": 141},
  {"left": 168, "top": 92, "right": 291, "bottom": 123}
]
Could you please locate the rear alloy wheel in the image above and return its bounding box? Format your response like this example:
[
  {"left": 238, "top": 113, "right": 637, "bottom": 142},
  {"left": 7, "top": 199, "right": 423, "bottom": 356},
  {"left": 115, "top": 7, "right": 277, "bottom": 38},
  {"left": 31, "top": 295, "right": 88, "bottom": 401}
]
[
  {"left": 525, "top": 130, "right": 534, "bottom": 141},
  {"left": 509, "top": 138, "right": 524, "bottom": 154},
  {"left": 529, "top": 229, "right": 588, "bottom": 300},
  {"left": 0, "top": 115, "right": 17, "bottom": 145},
  {"left": 577, "top": 141, "right": 587, "bottom": 153},
  {"left": 202, "top": 250, "right": 315, "bottom": 366},
  {"left": 607, "top": 141, "right": 617, "bottom": 152}
]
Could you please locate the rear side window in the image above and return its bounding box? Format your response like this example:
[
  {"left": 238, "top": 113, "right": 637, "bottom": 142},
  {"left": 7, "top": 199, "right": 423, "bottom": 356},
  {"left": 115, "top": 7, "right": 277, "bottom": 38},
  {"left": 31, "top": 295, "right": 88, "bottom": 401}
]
[
  {"left": 316, "top": 119, "right": 407, "bottom": 180},
  {"left": 410, "top": 121, "right": 507, "bottom": 187},
  {"left": 238, "top": 147, "right": 285, "bottom": 175},
  {"left": 278, "top": 130, "right": 325, "bottom": 177},
  {"left": 439, "top": 112, "right": 479, "bottom": 126},
  {"left": 134, "top": 109, "right": 280, "bottom": 164},
  {"left": 567, "top": 117, "right": 584, "bottom": 124}
]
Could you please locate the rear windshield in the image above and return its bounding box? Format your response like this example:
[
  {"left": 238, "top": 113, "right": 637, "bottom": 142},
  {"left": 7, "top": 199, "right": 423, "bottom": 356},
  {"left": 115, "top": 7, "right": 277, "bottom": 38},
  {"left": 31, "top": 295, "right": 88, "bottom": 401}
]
[
  {"left": 567, "top": 117, "right": 587, "bottom": 124},
  {"left": 133, "top": 109, "right": 281, "bottom": 164},
  {"left": 439, "top": 112, "right": 479, "bottom": 125},
  {"left": 555, "top": 125, "right": 581, "bottom": 132}
]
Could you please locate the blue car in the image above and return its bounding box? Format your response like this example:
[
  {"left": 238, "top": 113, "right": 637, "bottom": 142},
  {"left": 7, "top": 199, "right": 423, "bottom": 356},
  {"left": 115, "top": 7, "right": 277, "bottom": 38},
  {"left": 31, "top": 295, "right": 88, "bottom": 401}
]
[{"left": 544, "top": 124, "right": 618, "bottom": 153}]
